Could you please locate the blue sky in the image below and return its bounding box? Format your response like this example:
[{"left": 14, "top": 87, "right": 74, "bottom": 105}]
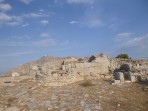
[{"left": 0, "top": 0, "right": 148, "bottom": 74}]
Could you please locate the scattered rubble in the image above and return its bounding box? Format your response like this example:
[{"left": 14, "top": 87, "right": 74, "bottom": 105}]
[{"left": 0, "top": 54, "right": 147, "bottom": 110}]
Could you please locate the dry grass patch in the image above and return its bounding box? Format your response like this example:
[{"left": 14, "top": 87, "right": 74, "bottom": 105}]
[{"left": 80, "top": 80, "right": 93, "bottom": 87}]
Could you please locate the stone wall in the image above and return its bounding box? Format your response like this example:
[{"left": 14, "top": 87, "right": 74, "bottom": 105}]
[
  {"left": 62, "top": 62, "right": 110, "bottom": 79},
  {"left": 111, "top": 59, "right": 148, "bottom": 84},
  {"left": 1, "top": 54, "right": 148, "bottom": 86},
  {"left": 110, "top": 59, "right": 148, "bottom": 75}
]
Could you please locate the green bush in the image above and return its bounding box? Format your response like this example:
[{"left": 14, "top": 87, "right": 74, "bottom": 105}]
[{"left": 116, "top": 53, "right": 129, "bottom": 59}]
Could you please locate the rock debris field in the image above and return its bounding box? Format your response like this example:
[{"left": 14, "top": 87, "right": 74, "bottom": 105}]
[{"left": 0, "top": 80, "right": 148, "bottom": 111}]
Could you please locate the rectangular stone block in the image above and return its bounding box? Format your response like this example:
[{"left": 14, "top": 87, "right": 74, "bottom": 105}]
[
  {"left": 62, "top": 65, "right": 65, "bottom": 70},
  {"left": 127, "top": 72, "right": 136, "bottom": 82},
  {"left": 130, "top": 76, "right": 136, "bottom": 82},
  {"left": 115, "top": 72, "right": 124, "bottom": 82},
  {"left": 104, "top": 75, "right": 110, "bottom": 79},
  {"left": 114, "top": 80, "right": 121, "bottom": 84}
]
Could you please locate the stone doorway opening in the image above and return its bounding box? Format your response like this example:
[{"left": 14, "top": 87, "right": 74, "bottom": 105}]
[{"left": 114, "top": 64, "right": 136, "bottom": 83}]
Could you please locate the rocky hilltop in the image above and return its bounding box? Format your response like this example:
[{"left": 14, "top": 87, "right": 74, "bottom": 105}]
[{"left": 0, "top": 54, "right": 148, "bottom": 111}]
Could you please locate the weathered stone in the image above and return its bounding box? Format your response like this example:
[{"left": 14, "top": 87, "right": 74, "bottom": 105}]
[
  {"left": 115, "top": 72, "right": 124, "bottom": 83},
  {"left": 27, "top": 102, "right": 37, "bottom": 109},
  {"left": 120, "top": 64, "right": 130, "bottom": 72},
  {"left": 80, "top": 101, "right": 86, "bottom": 107},
  {"left": 113, "top": 80, "right": 121, "bottom": 84},
  {"left": 127, "top": 72, "right": 136, "bottom": 82},
  {"left": 124, "top": 80, "right": 131, "bottom": 83},
  {"left": 130, "top": 76, "right": 136, "bottom": 82},
  {"left": 44, "top": 100, "right": 52, "bottom": 108},
  {"left": 104, "top": 75, "right": 111, "bottom": 79},
  {"left": 1, "top": 53, "right": 148, "bottom": 87},
  {"left": 12, "top": 72, "right": 19, "bottom": 77},
  {"left": 32, "top": 66, "right": 38, "bottom": 70},
  {"left": 62, "top": 65, "right": 65, "bottom": 70}
]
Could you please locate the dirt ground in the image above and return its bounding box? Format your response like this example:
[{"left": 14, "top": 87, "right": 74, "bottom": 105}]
[{"left": 0, "top": 80, "right": 148, "bottom": 111}]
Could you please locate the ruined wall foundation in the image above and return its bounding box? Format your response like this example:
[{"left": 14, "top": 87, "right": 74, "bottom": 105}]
[{"left": 1, "top": 54, "right": 148, "bottom": 86}]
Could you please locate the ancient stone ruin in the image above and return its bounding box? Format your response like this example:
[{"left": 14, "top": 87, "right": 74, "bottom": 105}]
[
  {"left": 1, "top": 54, "right": 148, "bottom": 86},
  {"left": 113, "top": 64, "right": 136, "bottom": 84}
]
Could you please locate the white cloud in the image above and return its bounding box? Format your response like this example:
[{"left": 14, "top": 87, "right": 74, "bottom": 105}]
[
  {"left": 23, "top": 11, "right": 51, "bottom": 18},
  {"left": 0, "top": 3, "right": 12, "bottom": 11},
  {"left": 116, "top": 34, "right": 148, "bottom": 57},
  {"left": 107, "top": 18, "right": 122, "bottom": 31},
  {"left": 55, "top": 0, "right": 95, "bottom": 5},
  {"left": 6, "top": 21, "right": 20, "bottom": 26},
  {"left": 25, "top": 13, "right": 43, "bottom": 17},
  {"left": 69, "top": 20, "right": 78, "bottom": 24},
  {"left": 0, "top": 35, "right": 31, "bottom": 47},
  {"left": 20, "top": 0, "right": 34, "bottom": 5},
  {"left": 66, "top": 0, "right": 94, "bottom": 4},
  {"left": 82, "top": 18, "right": 102, "bottom": 28},
  {"left": 0, "top": 13, "right": 22, "bottom": 25},
  {"left": 29, "top": 13, "right": 43, "bottom": 17},
  {"left": 40, "top": 20, "right": 49, "bottom": 24},
  {"left": 22, "top": 23, "right": 29, "bottom": 27},
  {"left": 80, "top": 14, "right": 103, "bottom": 28},
  {"left": 40, "top": 32, "right": 50, "bottom": 37},
  {"left": 127, "top": 34, "right": 148, "bottom": 47},
  {"left": 0, "top": 9, "right": 52, "bottom": 26},
  {"left": 0, "top": 41, "right": 28, "bottom": 46},
  {"left": 29, "top": 9, "right": 55, "bottom": 18},
  {"left": 115, "top": 32, "right": 133, "bottom": 42},
  {"left": 117, "top": 32, "right": 133, "bottom": 37},
  {"left": 11, "top": 35, "right": 31, "bottom": 40},
  {"left": 0, "top": 12, "right": 11, "bottom": 22},
  {"left": 33, "top": 39, "right": 56, "bottom": 47},
  {"left": 0, "top": 51, "right": 34, "bottom": 57},
  {"left": 108, "top": 23, "right": 119, "bottom": 31},
  {"left": 73, "top": 2, "right": 105, "bottom": 28}
]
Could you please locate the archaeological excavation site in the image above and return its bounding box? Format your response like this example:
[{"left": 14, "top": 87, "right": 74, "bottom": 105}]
[{"left": 0, "top": 54, "right": 148, "bottom": 111}]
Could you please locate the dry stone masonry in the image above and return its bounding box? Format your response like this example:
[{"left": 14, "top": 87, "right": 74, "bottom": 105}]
[{"left": 1, "top": 54, "right": 148, "bottom": 86}]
